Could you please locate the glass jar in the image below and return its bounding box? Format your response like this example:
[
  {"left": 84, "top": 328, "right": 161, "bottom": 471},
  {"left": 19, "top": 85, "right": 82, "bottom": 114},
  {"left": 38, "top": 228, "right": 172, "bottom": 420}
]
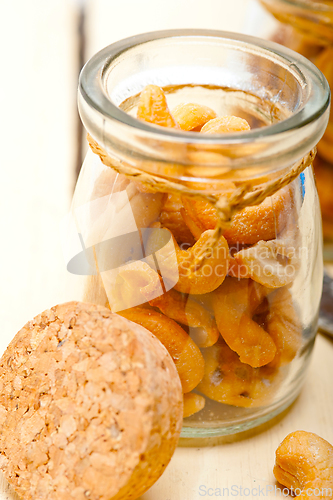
[
  {"left": 70, "top": 30, "right": 329, "bottom": 437},
  {"left": 258, "top": 0, "right": 333, "bottom": 252}
]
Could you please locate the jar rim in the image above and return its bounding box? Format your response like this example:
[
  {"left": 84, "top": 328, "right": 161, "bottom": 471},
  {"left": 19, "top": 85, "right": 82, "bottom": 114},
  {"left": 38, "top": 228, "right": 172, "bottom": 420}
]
[{"left": 78, "top": 29, "right": 330, "bottom": 176}]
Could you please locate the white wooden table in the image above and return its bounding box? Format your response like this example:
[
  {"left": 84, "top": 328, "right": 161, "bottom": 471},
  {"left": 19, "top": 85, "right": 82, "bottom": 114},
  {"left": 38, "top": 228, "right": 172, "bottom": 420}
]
[{"left": 0, "top": 1, "right": 332, "bottom": 499}]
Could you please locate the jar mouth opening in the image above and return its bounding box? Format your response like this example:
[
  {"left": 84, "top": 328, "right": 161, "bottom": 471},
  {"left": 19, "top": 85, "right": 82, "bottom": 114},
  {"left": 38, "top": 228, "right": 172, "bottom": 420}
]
[
  {"left": 79, "top": 29, "right": 329, "bottom": 145},
  {"left": 78, "top": 29, "right": 330, "bottom": 179}
]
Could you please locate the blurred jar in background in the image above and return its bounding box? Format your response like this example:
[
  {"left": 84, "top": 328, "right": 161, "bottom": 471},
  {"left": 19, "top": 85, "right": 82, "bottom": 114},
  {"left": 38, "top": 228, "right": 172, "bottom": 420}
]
[{"left": 256, "top": 0, "right": 333, "bottom": 253}]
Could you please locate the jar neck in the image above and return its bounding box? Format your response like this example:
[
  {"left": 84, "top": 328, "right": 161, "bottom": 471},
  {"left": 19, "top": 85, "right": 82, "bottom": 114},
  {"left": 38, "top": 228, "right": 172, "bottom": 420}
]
[{"left": 78, "top": 30, "right": 330, "bottom": 185}]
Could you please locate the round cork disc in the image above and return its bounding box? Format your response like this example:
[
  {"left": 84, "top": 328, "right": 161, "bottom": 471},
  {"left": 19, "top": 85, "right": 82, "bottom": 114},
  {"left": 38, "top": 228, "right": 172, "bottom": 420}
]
[{"left": 0, "top": 302, "right": 183, "bottom": 500}]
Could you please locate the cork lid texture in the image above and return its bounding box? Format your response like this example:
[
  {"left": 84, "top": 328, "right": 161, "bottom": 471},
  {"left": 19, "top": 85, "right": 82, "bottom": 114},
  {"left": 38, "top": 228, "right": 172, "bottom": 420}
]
[{"left": 0, "top": 302, "right": 183, "bottom": 500}]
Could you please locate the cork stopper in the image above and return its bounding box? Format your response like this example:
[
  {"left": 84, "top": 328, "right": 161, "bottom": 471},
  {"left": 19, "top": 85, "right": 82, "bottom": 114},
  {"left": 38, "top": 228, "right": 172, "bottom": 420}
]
[{"left": 0, "top": 302, "right": 183, "bottom": 500}]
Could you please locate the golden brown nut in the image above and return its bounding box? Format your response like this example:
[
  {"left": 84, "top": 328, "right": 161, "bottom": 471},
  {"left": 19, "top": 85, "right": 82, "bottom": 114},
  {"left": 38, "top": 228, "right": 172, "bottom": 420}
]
[
  {"left": 172, "top": 103, "right": 217, "bottom": 131},
  {"left": 201, "top": 115, "right": 250, "bottom": 134},
  {"left": 137, "top": 85, "right": 179, "bottom": 128},
  {"left": 160, "top": 194, "right": 195, "bottom": 245},
  {"left": 212, "top": 278, "right": 277, "bottom": 368},
  {"left": 169, "top": 229, "right": 229, "bottom": 295},
  {"left": 182, "top": 189, "right": 289, "bottom": 246},
  {"left": 274, "top": 431, "right": 333, "bottom": 498},
  {"left": 232, "top": 238, "right": 299, "bottom": 289},
  {"left": 146, "top": 287, "right": 220, "bottom": 348},
  {"left": 265, "top": 288, "right": 302, "bottom": 368},
  {"left": 0, "top": 302, "right": 183, "bottom": 500},
  {"left": 118, "top": 306, "right": 205, "bottom": 393},
  {"left": 197, "top": 339, "right": 278, "bottom": 408},
  {"left": 183, "top": 393, "right": 206, "bottom": 418}
]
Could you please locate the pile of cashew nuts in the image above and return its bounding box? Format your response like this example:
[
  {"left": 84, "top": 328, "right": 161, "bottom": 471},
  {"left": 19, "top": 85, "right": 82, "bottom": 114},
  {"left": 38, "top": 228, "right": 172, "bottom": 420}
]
[{"left": 106, "top": 84, "right": 304, "bottom": 419}]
